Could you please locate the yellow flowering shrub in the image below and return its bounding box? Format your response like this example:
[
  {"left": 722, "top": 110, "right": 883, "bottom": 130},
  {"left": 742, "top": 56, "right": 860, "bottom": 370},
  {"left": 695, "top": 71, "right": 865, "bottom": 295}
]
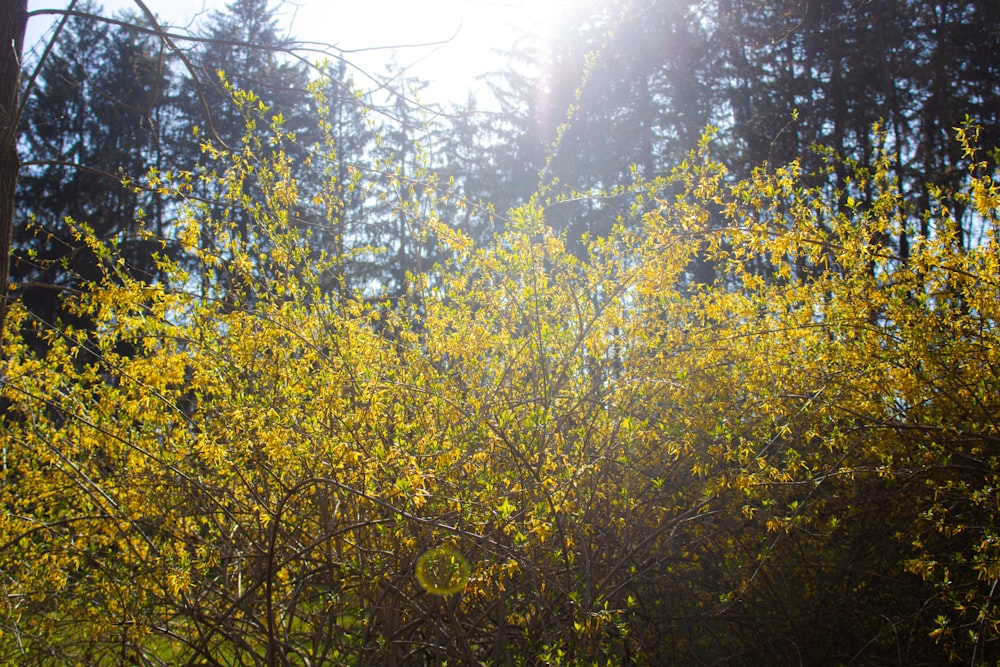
[{"left": 2, "top": 88, "right": 999, "bottom": 663}]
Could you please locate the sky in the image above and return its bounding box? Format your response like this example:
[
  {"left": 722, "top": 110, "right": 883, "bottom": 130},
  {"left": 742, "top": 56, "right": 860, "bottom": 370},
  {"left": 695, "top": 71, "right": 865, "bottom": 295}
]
[{"left": 24, "top": 0, "right": 556, "bottom": 105}]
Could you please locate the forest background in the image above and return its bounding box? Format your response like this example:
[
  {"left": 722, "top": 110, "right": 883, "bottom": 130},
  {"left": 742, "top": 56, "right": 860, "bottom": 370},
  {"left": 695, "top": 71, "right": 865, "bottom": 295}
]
[{"left": 1, "top": 0, "right": 1000, "bottom": 664}]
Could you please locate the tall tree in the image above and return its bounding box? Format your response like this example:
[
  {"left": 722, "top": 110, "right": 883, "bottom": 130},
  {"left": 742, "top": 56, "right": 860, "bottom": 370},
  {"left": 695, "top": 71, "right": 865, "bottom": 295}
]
[
  {"left": 175, "top": 0, "right": 311, "bottom": 152},
  {"left": 452, "top": 0, "right": 717, "bottom": 252},
  {"left": 13, "top": 3, "right": 174, "bottom": 336},
  {"left": 468, "top": 0, "right": 999, "bottom": 262},
  {"left": 171, "top": 0, "right": 313, "bottom": 305},
  {"left": 361, "top": 68, "right": 444, "bottom": 301},
  {"left": 0, "top": 0, "right": 28, "bottom": 354},
  {"left": 296, "top": 58, "right": 375, "bottom": 299}
]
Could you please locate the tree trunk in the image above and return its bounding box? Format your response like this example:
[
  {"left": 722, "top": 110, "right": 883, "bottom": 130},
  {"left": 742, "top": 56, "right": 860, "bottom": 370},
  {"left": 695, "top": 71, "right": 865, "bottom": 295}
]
[{"left": 0, "top": 0, "right": 28, "bottom": 358}]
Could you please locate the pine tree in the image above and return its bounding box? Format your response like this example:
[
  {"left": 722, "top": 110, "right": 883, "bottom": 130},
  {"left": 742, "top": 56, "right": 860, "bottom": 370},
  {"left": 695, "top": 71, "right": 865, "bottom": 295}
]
[
  {"left": 171, "top": 0, "right": 312, "bottom": 304},
  {"left": 13, "top": 2, "right": 174, "bottom": 334}
]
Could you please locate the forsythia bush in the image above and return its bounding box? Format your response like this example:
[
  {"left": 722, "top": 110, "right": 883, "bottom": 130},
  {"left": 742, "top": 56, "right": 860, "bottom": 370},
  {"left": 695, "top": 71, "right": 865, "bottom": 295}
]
[{"left": 2, "top": 95, "right": 999, "bottom": 664}]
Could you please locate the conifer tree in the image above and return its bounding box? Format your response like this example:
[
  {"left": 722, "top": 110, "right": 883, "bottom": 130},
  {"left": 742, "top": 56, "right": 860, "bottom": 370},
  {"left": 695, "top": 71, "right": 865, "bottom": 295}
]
[{"left": 13, "top": 2, "right": 174, "bottom": 335}]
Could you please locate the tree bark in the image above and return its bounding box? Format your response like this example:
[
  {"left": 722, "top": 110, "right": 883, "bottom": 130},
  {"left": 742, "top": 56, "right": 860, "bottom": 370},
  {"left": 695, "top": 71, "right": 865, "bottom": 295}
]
[{"left": 0, "top": 0, "right": 28, "bottom": 358}]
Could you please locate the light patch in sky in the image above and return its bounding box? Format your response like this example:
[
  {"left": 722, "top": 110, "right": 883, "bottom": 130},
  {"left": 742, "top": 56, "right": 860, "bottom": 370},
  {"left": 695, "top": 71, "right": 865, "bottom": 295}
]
[{"left": 24, "top": 0, "right": 560, "bottom": 103}]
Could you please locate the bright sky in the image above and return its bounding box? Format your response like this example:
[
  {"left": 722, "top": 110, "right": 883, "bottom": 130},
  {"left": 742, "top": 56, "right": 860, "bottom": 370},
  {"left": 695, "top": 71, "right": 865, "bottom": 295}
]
[{"left": 24, "top": 0, "right": 561, "bottom": 104}]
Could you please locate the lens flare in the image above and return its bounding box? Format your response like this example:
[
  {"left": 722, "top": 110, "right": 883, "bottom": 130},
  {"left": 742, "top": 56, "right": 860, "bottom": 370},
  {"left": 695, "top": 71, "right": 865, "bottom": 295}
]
[{"left": 415, "top": 547, "right": 470, "bottom": 596}]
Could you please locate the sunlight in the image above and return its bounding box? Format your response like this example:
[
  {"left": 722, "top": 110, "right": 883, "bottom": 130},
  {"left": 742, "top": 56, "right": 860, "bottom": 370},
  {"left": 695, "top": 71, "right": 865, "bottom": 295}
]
[
  {"left": 287, "top": 0, "right": 565, "bottom": 100},
  {"left": 25, "top": 0, "right": 572, "bottom": 103}
]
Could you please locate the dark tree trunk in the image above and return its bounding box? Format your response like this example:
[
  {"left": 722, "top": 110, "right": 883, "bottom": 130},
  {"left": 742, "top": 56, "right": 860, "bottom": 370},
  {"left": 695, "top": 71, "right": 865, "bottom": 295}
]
[{"left": 0, "top": 0, "right": 28, "bottom": 357}]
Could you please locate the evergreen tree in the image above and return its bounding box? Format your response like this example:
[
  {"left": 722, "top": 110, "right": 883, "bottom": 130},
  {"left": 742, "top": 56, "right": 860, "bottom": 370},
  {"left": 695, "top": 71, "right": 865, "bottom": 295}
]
[
  {"left": 14, "top": 2, "right": 174, "bottom": 331},
  {"left": 360, "top": 69, "right": 444, "bottom": 301},
  {"left": 297, "top": 58, "right": 375, "bottom": 299},
  {"left": 171, "top": 0, "right": 312, "bottom": 304},
  {"left": 453, "top": 0, "right": 717, "bottom": 252},
  {"left": 467, "top": 0, "right": 999, "bottom": 259},
  {"left": 175, "top": 0, "right": 310, "bottom": 151}
]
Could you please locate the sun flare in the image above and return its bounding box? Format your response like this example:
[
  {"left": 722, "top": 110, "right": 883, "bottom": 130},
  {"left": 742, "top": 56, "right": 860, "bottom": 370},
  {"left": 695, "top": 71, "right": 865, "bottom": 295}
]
[{"left": 298, "top": 0, "right": 570, "bottom": 98}]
